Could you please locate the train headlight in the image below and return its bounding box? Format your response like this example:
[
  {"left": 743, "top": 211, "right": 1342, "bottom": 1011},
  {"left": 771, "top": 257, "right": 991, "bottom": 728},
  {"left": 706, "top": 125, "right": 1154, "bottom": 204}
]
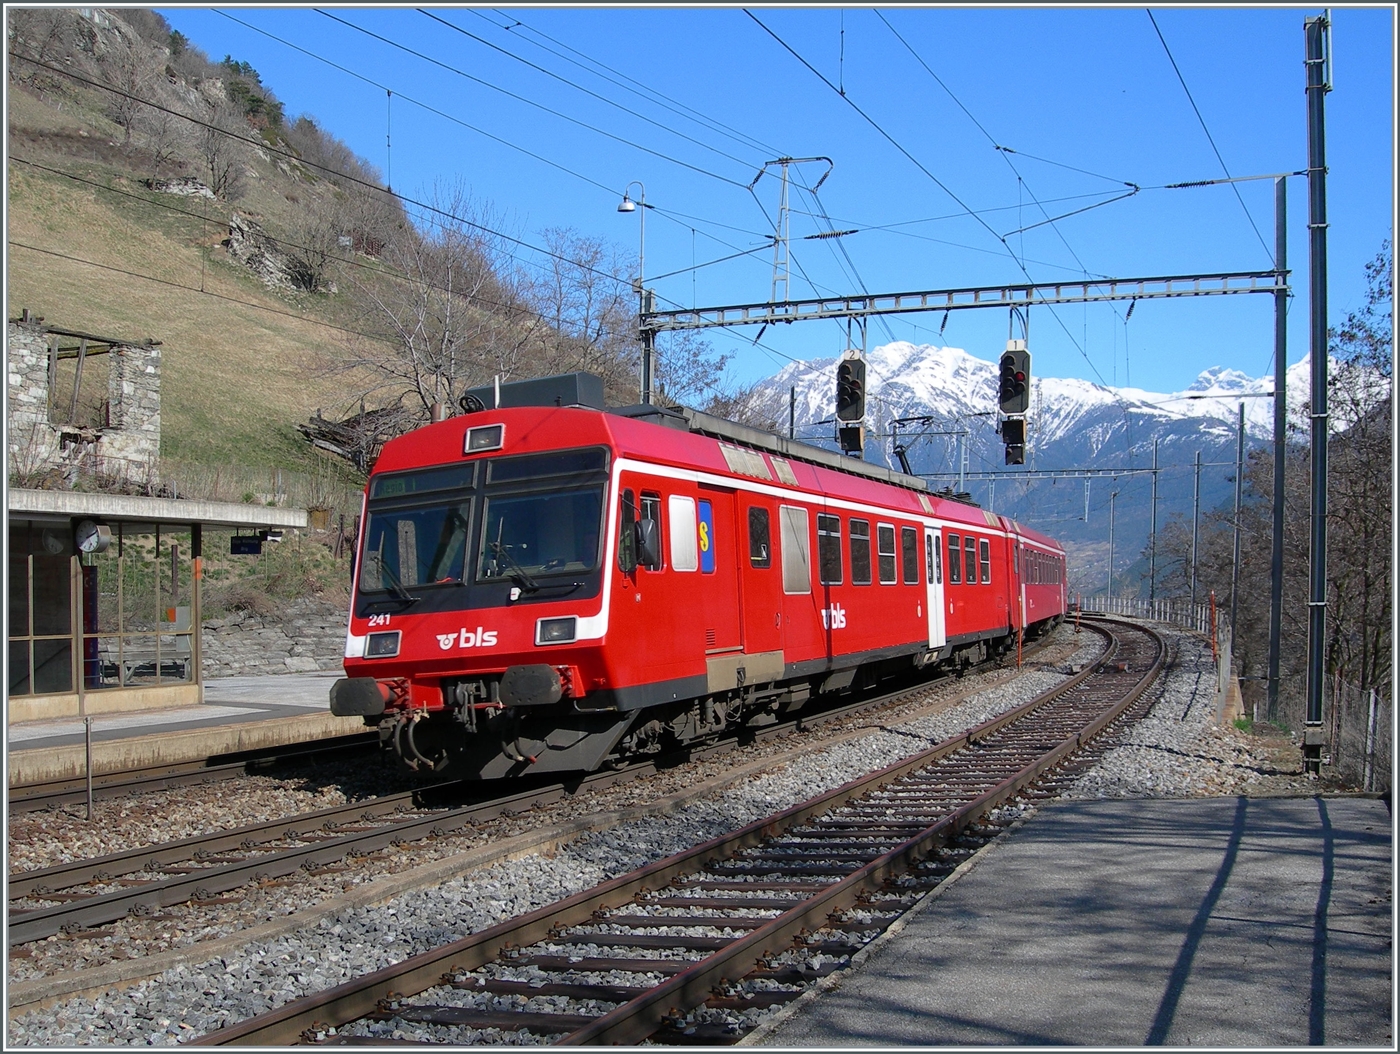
[
  {"left": 364, "top": 631, "right": 401, "bottom": 658},
  {"left": 536, "top": 617, "right": 576, "bottom": 645},
  {"left": 465, "top": 424, "right": 504, "bottom": 453}
]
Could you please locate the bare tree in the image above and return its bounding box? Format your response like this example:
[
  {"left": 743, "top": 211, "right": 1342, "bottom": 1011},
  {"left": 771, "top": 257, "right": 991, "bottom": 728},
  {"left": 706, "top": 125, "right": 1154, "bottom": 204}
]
[
  {"left": 133, "top": 103, "right": 190, "bottom": 180},
  {"left": 197, "top": 98, "right": 247, "bottom": 200},
  {"left": 1320, "top": 241, "right": 1391, "bottom": 693},
  {"left": 525, "top": 228, "right": 638, "bottom": 400},
  {"left": 103, "top": 31, "right": 158, "bottom": 144},
  {"left": 8, "top": 8, "right": 87, "bottom": 91},
  {"left": 280, "top": 195, "right": 346, "bottom": 294},
  {"left": 343, "top": 181, "right": 529, "bottom": 417},
  {"left": 653, "top": 328, "right": 733, "bottom": 410}
]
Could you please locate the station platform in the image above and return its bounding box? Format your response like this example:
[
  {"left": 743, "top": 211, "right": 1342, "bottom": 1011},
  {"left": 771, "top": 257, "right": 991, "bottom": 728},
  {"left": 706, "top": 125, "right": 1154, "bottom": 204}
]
[
  {"left": 7, "top": 671, "right": 367, "bottom": 786},
  {"left": 751, "top": 795, "right": 1393, "bottom": 1048}
]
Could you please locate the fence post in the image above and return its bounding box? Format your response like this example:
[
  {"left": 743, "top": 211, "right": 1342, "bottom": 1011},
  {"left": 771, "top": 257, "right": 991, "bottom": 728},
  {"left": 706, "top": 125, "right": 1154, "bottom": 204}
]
[{"left": 1363, "top": 688, "right": 1378, "bottom": 793}]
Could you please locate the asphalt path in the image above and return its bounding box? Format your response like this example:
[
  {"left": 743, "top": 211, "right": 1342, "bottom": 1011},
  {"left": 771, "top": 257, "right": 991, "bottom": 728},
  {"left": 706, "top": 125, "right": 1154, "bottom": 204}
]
[{"left": 755, "top": 796, "right": 1392, "bottom": 1047}]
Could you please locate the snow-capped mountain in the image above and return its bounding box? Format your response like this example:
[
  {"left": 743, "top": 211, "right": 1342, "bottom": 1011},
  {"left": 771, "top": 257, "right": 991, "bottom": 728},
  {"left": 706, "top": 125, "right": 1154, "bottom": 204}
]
[{"left": 747, "top": 342, "right": 1378, "bottom": 592}]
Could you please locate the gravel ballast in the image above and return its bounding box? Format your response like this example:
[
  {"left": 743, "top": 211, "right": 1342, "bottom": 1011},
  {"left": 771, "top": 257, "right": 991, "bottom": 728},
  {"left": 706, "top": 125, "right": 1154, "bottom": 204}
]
[{"left": 6, "top": 621, "right": 1340, "bottom": 1046}]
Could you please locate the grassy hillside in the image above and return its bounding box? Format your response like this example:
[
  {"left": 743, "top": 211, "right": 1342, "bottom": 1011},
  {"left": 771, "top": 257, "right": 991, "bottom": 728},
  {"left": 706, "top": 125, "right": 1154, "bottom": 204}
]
[{"left": 9, "top": 107, "right": 386, "bottom": 468}]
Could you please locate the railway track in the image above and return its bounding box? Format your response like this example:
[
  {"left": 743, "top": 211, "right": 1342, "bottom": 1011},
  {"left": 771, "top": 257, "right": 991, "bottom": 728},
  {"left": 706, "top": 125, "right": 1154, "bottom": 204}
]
[
  {"left": 8, "top": 631, "right": 1065, "bottom": 950},
  {"left": 188, "top": 616, "right": 1164, "bottom": 1046},
  {"left": 7, "top": 734, "right": 379, "bottom": 815}
]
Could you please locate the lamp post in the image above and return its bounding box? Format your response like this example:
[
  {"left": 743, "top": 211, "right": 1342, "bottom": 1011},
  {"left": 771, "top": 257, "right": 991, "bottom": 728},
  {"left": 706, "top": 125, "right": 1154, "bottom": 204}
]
[{"left": 617, "top": 182, "right": 654, "bottom": 404}]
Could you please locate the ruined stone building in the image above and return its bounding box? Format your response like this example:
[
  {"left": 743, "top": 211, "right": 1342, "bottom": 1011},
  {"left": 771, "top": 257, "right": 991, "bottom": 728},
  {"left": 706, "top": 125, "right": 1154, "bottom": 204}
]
[{"left": 7, "top": 310, "right": 162, "bottom": 489}]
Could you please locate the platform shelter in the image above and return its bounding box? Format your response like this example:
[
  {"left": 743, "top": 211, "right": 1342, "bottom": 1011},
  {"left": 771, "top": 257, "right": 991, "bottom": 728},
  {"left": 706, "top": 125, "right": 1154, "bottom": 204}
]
[{"left": 8, "top": 489, "right": 307, "bottom": 723}]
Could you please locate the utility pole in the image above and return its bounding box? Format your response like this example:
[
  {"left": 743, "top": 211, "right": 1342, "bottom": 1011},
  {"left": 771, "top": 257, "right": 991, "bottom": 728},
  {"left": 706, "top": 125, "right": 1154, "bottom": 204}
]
[
  {"left": 749, "top": 157, "right": 832, "bottom": 307},
  {"left": 1303, "top": 11, "right": 1331, "bottom": 774},
  {"left": 1230, "top": 403, "right": 1245, "bottom": 640},
  {"left": 1190, "top": 450, "right": 1201, "bottom": 610},
  {"left": 1149, "top": 439, "right": 1159, "bottom": 603},
  {"left": 1267, "top": 177, "right": 1288, "bottom": 724},
  {"left": 1108, "top": 490, "right": 1119, "bottom": 601}
]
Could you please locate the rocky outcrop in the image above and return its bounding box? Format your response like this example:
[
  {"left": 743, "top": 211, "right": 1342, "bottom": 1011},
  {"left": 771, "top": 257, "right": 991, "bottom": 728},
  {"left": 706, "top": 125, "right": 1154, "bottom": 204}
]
[
  {"left": 223, "top": 212, "right": 299, "bottom": 291},
  {"left": 145, "top": 176, "right": 214, "bottom": 198}
]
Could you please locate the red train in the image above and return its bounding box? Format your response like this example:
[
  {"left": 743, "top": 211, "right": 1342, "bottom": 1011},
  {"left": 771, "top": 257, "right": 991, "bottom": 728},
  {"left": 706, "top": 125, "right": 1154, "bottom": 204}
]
[{"left": 330, "top": 373, "right": 1068, "bottom": 778}]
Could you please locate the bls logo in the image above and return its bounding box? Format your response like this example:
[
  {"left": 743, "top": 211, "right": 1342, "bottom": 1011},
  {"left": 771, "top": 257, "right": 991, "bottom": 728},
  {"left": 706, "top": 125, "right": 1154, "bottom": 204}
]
[
  {"left": 437, "top": 626, "right": 499, "bottom": 651},
  {"left": 820, "top": 604, "right": 847, "bottom": 630}
]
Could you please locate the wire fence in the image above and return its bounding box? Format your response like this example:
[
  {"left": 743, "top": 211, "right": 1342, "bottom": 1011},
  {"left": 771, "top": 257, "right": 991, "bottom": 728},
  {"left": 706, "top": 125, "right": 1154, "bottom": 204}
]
[
  {"left": 1078, "top": 593, "right": 1391, "bottom": 792},
  {"left": 1327, "top": 677, "right": 1392, "bottom": 793},
  {"left": 1077, "top": 594, "right": 1212, "bottom": 634}
]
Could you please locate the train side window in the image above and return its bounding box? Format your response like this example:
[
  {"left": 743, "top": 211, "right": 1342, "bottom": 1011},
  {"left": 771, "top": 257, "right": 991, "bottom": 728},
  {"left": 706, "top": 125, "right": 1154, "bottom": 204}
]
[
  {"left": 668, "top": 495, "right": 698, "bottom": 572},
  {"left": 933, "top": 534, "right": 943, "bottom": 584},
  {"left": 946, "top": 533, "right": 961, "bottom": 584},
  {"left": 964, "top": 536, "right": 977, "bottom": 585},
  {"left": 748, "top": 507, "right": 771, "bottom": 568},
  {"left": 849, "top": 519, "right": 871, "bottom": 585},
  {"left": 640, "top": 492, "right": 663, "bottom": 570},
  {"left": 778, "top": 505, "right": 811, "bottom": 595},
  {"left": 1013, "top": 545, "right": 1019, "bottom": 576},
  {"left": 979, "top": 539, "right": 991, "bottom": 584},
  {"left": 877, "top": 524, "right": 897, "bottom": 585},
  {"left": 618, "top": 488, "right": 636, "bottom": 572},
  {"left": 817, "top": 514, "right": 843, "bottom": 585},
  {"left": 901, "top": 526, "right": 919, "bottom": 585}
]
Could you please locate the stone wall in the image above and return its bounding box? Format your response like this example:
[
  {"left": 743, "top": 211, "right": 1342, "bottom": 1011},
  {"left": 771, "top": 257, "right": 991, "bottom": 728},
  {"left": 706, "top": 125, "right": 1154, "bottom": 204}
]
[
  {"left": 200, "top": 596, "right": 349, "bottom": 679},
  {"left": 105, "top": 342, "right": 162, "bottom": 461},
  {"left": 6, "top": 318, "right": 162, "bottom": 486},
  {"left": 7, "top": 321, "right": 61, "bottom": 473}
]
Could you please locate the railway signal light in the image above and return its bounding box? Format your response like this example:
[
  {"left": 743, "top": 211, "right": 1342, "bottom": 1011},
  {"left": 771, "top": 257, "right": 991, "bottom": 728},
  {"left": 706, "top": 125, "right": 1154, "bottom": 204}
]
[
  {"left": 838, "top": 422, "right": 865, "bottom": 457},
  {"left": 998, "top": 340, "right": 1030, "bottom": 415},
  {"left": 1001, "top": 416, "right": 1026, "bottom": 465},
  {"left": 835, "top": 353, "right": 866, "bottom": 423}
]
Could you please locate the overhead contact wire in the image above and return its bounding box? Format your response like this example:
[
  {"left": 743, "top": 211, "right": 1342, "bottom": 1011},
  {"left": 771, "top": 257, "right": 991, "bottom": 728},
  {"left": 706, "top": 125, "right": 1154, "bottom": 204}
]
[{"left": 315, "top": 9, "right": 751, "bottom": 190}]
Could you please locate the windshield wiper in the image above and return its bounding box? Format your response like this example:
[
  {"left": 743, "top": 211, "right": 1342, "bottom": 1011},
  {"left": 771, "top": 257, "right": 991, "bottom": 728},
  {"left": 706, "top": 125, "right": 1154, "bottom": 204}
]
[
  {"left": 489, "top": 540, "right": 540, "bottom": 593},
  {"left": 365, "top": 556, "right": 421, "bottom": 608},
  {"left": 488, "top": 517, "right": 540, "bottom": 593}
]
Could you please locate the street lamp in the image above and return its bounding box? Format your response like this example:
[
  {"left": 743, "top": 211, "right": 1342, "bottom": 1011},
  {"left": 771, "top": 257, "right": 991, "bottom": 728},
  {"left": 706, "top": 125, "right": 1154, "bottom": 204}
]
[
  {"left": 617, "top": 181, "right": 645, "bottom": 291},
  {"left": 617, "top": 181, "right": 654, "bottom": 404}
]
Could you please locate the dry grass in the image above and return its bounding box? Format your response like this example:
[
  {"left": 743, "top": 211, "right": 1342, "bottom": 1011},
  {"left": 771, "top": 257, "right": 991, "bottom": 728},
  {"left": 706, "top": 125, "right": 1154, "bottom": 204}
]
[{"left": 6, "top": 138, "right": 393, "bottom": 473}]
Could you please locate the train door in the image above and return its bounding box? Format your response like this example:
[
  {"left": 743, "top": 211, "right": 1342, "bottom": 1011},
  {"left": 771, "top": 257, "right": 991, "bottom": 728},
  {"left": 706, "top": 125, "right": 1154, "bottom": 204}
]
[
  {"left": 739, "top": 499, "right": 783, "bottom": 659},
  {"left": 924, "top": 527, "right": 946, "bottom": 651},
  {"left": 695, "top": 485, "right": 742, "bottom": 654},
  {"left": 1015, "top": 536, "right": 1027, "bottom": 632}
]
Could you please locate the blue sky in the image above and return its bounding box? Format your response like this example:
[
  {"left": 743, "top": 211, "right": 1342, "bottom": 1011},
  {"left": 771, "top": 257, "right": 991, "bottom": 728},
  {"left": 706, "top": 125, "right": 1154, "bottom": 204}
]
[{"left": 157, "top": 6, "right": 1394, "bottom": 396}]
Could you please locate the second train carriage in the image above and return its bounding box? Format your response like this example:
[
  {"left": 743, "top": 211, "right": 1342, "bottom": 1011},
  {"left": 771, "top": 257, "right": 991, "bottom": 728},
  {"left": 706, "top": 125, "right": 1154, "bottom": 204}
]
[{"left": 331, "top": 373, "right": 1067, "bottom": 778}]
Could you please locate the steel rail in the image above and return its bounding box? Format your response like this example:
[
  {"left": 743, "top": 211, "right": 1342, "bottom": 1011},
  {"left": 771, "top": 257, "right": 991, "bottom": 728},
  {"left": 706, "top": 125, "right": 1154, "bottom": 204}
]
[
  {"left": 7, "top": 734, "right": 378, "bottom": 814},
  {"left": 190, "top": 620, "right": 1151, "bottom": 1046},
  {"left": 561, "top": 619, "right": 1162, "bottom": 1045},
  {"left": 12, "top": 632, "right": 1064, "bottom": 946}
]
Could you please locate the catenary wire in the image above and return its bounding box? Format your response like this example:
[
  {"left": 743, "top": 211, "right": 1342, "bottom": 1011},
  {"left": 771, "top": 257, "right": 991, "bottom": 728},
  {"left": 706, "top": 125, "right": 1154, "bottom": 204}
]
[
  {"left": 747, "top": 11, "right": 1123, "bottom": 393},
  {"left": 1146, "top": 8, "right": 1274, "bottom": 262},
  {"left": 418, "top": 9, "right": 765, "bottom": 174},
  {"left": 474, "top": 8, "right": 783, "bottom": 159},
  {"left": 315, "top": 9, "right": 752, "bottom": 190},
  {"left": 212, "top": 10, "right": 766, "bottom": 258}
]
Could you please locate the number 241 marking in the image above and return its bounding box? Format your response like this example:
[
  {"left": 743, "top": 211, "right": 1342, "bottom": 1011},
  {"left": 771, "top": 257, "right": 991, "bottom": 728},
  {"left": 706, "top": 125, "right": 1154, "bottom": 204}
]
[{"left": 368, "top": 613, "right": 392, "bottom": 627}]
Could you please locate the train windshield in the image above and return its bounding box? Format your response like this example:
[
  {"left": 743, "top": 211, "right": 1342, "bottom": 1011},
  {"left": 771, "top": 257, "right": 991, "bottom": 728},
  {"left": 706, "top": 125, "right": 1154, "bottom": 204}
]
[
  {"left": 360, "top": 501, "right": 473, "bottom": 594},
  {"left": 479, "top": 488, "right": 603, "bottom": 585},
  {"left": 357, "top": 448, "right": 610, "bottom": 611}
]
